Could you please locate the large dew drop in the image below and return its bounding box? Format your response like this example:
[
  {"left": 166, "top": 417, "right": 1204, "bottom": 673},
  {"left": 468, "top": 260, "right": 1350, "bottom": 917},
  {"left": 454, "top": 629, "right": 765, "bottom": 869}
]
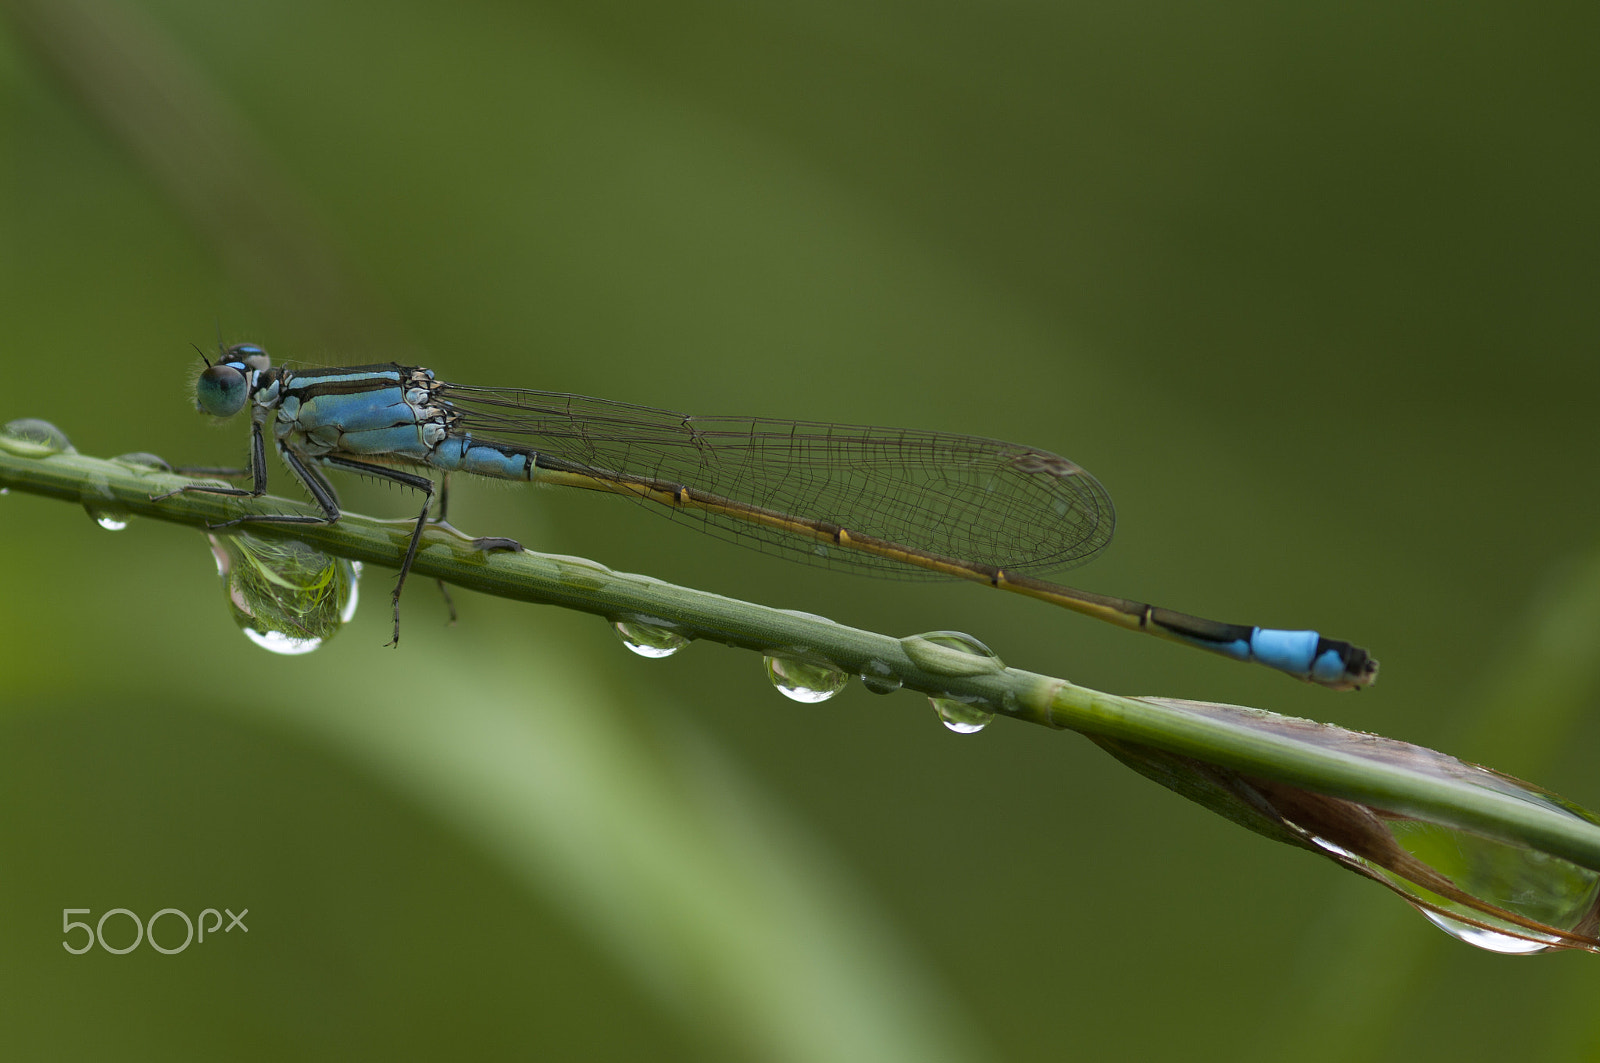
[
  {"left": 612, "top": 619, "right": 690, "bottom": 658},
  {"left": 1100, "top": 697, "right": 1600, "bottom": 955},
  {"left": 1375, "top": 818, "right": 1600, "bottom": 954},
  {"left": 764, "top": 656, "right": 850, "bottom": 703},
  {"left": 930, "top": 698, "right": 994, "bottom": 734},
  {"left": 210, "top": 531, "right": 360, "bottom": 655},
  {"left": 0, "top": 419, "right": 73, "bottom": 456}
]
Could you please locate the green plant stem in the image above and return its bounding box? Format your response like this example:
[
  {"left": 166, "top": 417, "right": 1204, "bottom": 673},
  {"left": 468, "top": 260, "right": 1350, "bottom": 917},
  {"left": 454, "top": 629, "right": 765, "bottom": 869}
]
[{"left": 6, "top": 439, "right": 1600, "bottom": 874}]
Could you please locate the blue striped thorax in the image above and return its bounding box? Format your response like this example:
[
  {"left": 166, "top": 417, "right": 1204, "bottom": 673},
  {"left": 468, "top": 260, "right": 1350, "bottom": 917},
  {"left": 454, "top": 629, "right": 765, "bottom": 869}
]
[
  {"left": 272, "top": 365, "right": 452, "bottom": 463},
  {"left": 195, "top": 345, "right": 532, "bottom": 481}
]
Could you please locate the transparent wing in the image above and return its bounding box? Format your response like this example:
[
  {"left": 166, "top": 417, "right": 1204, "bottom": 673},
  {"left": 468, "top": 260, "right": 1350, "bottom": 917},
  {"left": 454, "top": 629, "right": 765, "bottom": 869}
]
[{"left": 439, "top": 383, "right": 1116, "bottom": 579}]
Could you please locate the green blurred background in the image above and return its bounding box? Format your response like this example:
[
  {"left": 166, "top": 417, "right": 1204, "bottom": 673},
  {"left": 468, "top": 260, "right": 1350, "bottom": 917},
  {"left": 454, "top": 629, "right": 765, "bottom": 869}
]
[{"left": 2, "top": 0, "right": 1598, "bottom": 1059}]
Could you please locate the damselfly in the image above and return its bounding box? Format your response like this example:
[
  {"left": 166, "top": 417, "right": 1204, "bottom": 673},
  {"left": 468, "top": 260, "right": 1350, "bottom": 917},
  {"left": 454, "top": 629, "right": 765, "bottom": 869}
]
[{"left": 165, "top": 344, "right": 1377, "bottom": 689}]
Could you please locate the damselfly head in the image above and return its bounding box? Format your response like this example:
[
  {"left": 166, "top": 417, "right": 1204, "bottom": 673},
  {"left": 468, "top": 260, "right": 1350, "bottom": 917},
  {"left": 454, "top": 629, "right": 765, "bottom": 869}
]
[{"left": 193, "top": 343, "right": 271, "bottom": 417}]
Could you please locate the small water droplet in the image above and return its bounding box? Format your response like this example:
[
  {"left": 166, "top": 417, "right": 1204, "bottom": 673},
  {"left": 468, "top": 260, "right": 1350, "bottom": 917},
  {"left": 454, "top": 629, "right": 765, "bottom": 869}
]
[
  {"left": 0, "top": 418, "right": 74, "bottom": 456},
  {"left": 209, "top": 531, "right": 360, "bottom": 655},
  {"left": 613, "top": 619, "right": 690, "bottom": 658},
  {"left": 79, "top": 470, "right": 129, "bottom": 531},
  {"left": 858, "top": 658, "right": 902, "bottom": 694},
  {"left": 931, "top": 697, "right": 994, "bottom": 734},
  {"left": 111, "top": 452, "right": 173, "bottom": 473},
  {"left": 900, "top": 630, "right": 1004, "bottom": 676},
  {"left": 764, "top": 656, "right": 850, "bottom": 703}
]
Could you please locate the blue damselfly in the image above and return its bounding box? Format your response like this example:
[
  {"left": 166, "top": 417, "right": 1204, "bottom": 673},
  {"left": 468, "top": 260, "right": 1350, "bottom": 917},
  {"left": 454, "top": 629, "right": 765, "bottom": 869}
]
[{"left": 163, "top": 344, "right": 1377, "bottom": 689}]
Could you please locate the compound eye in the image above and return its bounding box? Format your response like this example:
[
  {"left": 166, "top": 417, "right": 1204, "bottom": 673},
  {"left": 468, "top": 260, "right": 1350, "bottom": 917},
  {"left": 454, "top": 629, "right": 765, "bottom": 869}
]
[{"left": 196, "top": 363, "right": 248, "bottom": 417}]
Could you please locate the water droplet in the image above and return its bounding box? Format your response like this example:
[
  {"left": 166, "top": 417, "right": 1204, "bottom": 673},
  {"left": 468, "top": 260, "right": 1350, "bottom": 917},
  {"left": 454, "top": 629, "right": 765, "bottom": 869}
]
[
  {"left": 931, "top": 697, "right": 994, "bottom": 734},
  {"left": 1419, "top": 912, "right": 1556, "bottom": 955},
  {"left": 900, "top": 630, "right": 1004, "bottom": 676},
  {"left": 1300, "top": 808, "right": 1599, "bottom": 953},
  {"left": 764, "top": 656, "right": 850, "bottom": 703},
  {"left": 1374, "top": 818, "right": 1600, "bottom": 953},
  {"left": 79, "top": 470, "right": 129, "bottom": 531},
  {"left": 0, "top": 418, "right": 73, "bottom": 456},
  {"left": 209, "top": 531, "right": 360, "bottom": 655},
  {"left": 860, "top": 675, "right": 902, "bottom": 695},
  {"left": 110, "top": 452, "right": 174, "bottom": 477},
  {"left": 613, "top": 619, "right": 690, "bottom": 658},
  {"left": 1105, "top": 697, "right": 1600, "bottom": 953},
  {"left": 858, "top": 658, "right": 902, "bottom": 694}
]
